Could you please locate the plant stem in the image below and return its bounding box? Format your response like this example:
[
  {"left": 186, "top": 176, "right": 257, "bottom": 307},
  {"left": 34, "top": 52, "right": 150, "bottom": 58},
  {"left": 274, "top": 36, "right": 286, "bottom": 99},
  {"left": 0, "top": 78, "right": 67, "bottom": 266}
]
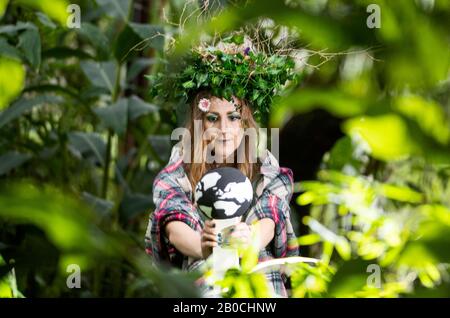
[
  {"left": 101, "top": 61, "right": 122, "bottom": 199},
  {"left": 101, "top": 129, "right": 113, "bottom": 198}
]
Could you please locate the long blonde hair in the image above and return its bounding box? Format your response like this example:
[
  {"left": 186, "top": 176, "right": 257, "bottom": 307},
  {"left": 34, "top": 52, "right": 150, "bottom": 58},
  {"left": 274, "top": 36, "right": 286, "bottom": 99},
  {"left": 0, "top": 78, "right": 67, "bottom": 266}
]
[{"left": 182, "top": 90, "right": 261, "bottom": 191}]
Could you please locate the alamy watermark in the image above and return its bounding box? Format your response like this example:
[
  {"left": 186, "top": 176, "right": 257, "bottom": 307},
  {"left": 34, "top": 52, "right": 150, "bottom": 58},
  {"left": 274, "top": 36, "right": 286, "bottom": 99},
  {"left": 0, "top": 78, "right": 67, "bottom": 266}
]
[
  {"left": 66, "top": 264, "right": 81, "bottom": 289},
  {"left": 171, "top": 121, "right": 279, "bottom": 164},
  {"left": 66, "top": 4, "right": 81, "bottom": 29},
  {"left": 367, "top": 264, "right": 382, "bottom": 288},
  {"left": 366, "top": 4, "right": 381, "bottom": 29}
]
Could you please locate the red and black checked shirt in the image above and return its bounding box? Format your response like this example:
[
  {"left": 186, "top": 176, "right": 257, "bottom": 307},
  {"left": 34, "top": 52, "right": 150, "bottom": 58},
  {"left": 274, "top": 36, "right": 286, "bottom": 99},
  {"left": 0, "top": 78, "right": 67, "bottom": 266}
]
[{"left": 145, "top": 142, "right": 299, "bottom": 296}]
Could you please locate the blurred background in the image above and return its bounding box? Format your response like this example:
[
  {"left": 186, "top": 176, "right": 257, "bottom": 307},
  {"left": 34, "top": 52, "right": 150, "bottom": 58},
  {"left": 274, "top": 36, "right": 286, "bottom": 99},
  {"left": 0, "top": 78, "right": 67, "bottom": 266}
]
[{"left": 0, "top": 0, "right": 449, "bottom": 298}]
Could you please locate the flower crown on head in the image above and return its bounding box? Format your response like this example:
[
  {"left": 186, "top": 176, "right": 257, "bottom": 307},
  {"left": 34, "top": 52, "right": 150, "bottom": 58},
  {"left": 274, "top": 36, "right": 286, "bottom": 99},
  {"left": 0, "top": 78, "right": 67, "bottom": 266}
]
[{"left": 147, "top": 34, "right": 299, "bottom": 122}]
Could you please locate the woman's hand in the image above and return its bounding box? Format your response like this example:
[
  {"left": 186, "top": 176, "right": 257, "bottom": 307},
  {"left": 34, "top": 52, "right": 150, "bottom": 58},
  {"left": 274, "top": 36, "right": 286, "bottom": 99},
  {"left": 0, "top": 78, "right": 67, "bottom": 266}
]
[
  {"left": 201, "top": 220, "right": 217, "bottom": 259},
  {"left": 225, "top": 222, "right": 252, "bottom": 246},
  {"left": 201, "top": 221, "right": 253, "bottom": 259}
]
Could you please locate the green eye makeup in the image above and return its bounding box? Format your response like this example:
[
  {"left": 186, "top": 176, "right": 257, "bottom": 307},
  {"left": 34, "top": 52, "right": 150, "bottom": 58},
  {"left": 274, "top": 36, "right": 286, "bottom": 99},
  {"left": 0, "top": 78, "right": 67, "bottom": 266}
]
[
  {"left": 206, "top": 114, "right": 218, "bottom": 122},
  {"left": 228, "top": 113, "right": 241, "bottom": 121},
  {"left": 205, "top": 112, "right": 241, "bottom": 123}
]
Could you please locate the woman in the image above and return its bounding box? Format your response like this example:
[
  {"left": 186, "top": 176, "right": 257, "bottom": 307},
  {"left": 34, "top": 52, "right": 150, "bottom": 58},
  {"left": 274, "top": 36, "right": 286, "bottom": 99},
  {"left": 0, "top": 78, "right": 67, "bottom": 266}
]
[{"left": 145, "top": 89, "right": 299, "bottom": 297}]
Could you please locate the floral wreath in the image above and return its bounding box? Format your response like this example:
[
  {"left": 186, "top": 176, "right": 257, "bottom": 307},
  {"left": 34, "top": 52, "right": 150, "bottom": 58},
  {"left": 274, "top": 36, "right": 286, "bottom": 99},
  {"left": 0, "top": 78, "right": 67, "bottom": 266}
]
[{"left": 147, "top": 34, "right": 299, "bottom": 122}]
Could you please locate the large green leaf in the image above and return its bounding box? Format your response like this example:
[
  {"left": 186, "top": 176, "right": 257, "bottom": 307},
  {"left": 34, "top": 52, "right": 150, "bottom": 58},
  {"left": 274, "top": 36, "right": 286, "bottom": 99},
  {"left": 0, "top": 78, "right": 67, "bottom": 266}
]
[
  {"left": 128, "top": 23, "right": 165, "bottom": 50},
  {"left": 0, "top": 95, "right": 62, "bottom": 128},
  {"left": 93, "top": 96, "right": 158, "bottom": 135},
  {"left": 126, "top": 58, "right": 155, "bottom": 82},
  {"left": 381, "top": 1, "right": 450, "bottom": 89},
  {"left": 343, "top": 113, "right": 450, "bottom": 163},
  {"left": 94, "top": 98, "right": 128, "bottom": 135},
  {"left": 23, "top": 84, "right": 84, "bottom": 105},
  {"left": 399, "top": 209, "right": 450, "bottom": 267},
  {"left": 0, "top": 253, "right": 24, "bottom": 298},
  {"left": 114, "top": 23, "right": 164, "bottom": 62},
  {"left": 327, "top": 259, "right": 374, "bottom": 297},
  {"left": 80, "top": 60, "right": 117, "bottom": 94},
  {"left": 0, "top": 0, "right": 9, "bottom": 19},
  {"left": 0, "top": 22, "right": 34, "bottom": 34},
  {"left": 343, "top": 114, "right": 419, "bottom": 161},
  {"left": 0, "top": 57, "right": 25, "bottom": 110},
  {"left": 112, "top": 26, "right": 139, "bottom": 62},
  {"left": 0, "top": 183, "right": 120, "bottom": 257},
  {"left": 35, "top": 12, "right": 57, "bottom": 29},
  {"left": 67, "top": 131, "right": 106, "bottom": 167},
  {"left": 0, "top": 37, "right": 23, "bottom": 60},
  {"left": 0, "top": 151, "right": 32, "bottom": 176},
  {"left": 148, "top": 135, "right": 172, "bottom": 162},
  {"left": 16, "top": 0, "right": 69, "bottom": 26},
  {"left": 396, "top": 214, "right": 450, "bottom": 289},
  {"left": 394, "top": 95, "right": 450, "bottom": 146},
  {"left": 18, "top": 27, "right": 41, "bottom": 69},
  {"left": 0, "top": 183, "right": 198, "bottom": 297},
  {"left": 42, "top": 47, "right": 94, "bottom": 60},
  {"left": 81, "top": 192, "right": 114, "bottom": 222},
  {"left": 271, "top": 88, "right": 368, "bottom": 126},
  {"left": 128, "top": 95, "right": 158, "bottom": 120},
  {"left": 325, "top": 136, "right": 363, "bottom": 172},
  {"left": 77, "top": 23, "right": 111, "bottom": 60},
  {"left": 119, "top": 192, "right": 154, "bottom": 223},
  {"left": 95, "top": 0, "right": 130, "bottom": 21}
]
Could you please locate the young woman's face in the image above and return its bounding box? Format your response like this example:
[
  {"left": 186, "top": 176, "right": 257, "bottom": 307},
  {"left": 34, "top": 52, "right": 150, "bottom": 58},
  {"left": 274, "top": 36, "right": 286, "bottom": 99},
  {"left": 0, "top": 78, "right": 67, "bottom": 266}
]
[{"left": 203, "top": 96, "right": 244, "bottom": 162}]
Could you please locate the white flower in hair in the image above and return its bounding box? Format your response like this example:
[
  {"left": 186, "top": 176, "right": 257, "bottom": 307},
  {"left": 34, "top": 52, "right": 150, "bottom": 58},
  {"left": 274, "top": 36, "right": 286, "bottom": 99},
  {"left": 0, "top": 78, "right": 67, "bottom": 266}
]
[{"left": 198, "top": 98, "right": 211, "bottom": 112}]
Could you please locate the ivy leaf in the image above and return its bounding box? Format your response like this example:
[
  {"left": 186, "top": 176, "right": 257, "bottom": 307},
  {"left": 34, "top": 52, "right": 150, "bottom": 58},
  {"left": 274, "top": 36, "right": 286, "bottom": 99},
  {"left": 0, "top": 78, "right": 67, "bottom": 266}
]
[
  {"left": 195, "top": 73, "right": 208, "bottom": 88},
  {"left": 182, "top": 80, "right": 195, "bottom": 89},
  {"left": 252, "top": 90, "right": 260, "bottom": 101},
  {"left": 257, "top": 78, "right": 268, "bottom": 90}
]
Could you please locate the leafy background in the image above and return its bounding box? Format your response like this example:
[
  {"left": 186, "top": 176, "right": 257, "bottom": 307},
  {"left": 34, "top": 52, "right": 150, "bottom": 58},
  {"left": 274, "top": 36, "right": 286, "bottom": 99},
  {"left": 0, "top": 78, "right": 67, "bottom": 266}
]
[{"left": 0, "top": 0, "right": 449, "bottom": 298}]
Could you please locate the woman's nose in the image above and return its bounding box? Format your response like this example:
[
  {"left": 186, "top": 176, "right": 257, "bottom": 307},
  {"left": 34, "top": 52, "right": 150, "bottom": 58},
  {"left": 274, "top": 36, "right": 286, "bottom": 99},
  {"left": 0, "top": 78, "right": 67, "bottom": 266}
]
[{"left": 218, "top": 116, "right": 229, "bottom": 132}]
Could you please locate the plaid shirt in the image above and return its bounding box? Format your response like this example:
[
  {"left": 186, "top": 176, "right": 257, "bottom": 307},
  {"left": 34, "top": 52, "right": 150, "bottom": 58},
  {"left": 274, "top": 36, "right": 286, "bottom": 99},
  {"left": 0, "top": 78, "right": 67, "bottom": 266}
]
[{"left": 145, "top": 142, "right": 299, "bottom": 297}]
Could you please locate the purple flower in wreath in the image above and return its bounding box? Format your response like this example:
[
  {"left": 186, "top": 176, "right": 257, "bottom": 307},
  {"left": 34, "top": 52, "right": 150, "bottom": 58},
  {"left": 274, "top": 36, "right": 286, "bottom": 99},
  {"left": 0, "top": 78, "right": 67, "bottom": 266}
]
[{"left": 244, "top": 47, "right": 250, "bottom": 56}]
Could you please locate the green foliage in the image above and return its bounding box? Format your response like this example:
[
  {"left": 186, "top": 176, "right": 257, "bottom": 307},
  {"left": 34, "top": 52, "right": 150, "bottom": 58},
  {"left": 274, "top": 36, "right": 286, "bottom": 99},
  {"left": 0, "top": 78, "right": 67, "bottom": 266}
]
[
  {"left": 294, "top": 140, "right": 450, "bottom": 297},
  {"left": 0, "top": 0, "right": 9, "bottom": 19},
  {"left": 0, "top": 254, "right": 24, "bottom": 298},
  {"left": 148, "top": 38, "right": 298, "bottom": 122},
  {"left": 0, "top": 0, "right": 188, "bottom": 297},
  {"left": 15, "top": 0, "right": 69, "bottom": 26},
  {"left": 1, "top": 0, "right": 449, "bottom": 298},
  {"left": 0, "top": 57, "right": 25, "bottom": 109},
  {"left": 0, "top": 182, "right": 201, "bottom": 297},
  {"left": 0, "top": 151, "right": 31, "bottom": 175}
]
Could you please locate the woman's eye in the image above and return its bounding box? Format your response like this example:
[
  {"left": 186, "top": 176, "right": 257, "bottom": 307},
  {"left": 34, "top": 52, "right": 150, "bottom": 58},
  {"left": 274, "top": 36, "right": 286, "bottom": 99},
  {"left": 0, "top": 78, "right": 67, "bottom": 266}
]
[
  {"left": 206, "top": 115, "right": 218, "bottom": 122},
  {"left": 229, "top": 115, "right": 241, "bottom": 121}
]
